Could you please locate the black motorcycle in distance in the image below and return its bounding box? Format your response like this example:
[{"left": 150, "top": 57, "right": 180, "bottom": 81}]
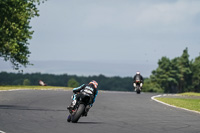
[
  {"left": 67, "top": 92, "right": 91, "bottom": 123},
  {"left": 135, "top": 80, "right": 141, "bottom": 94}
]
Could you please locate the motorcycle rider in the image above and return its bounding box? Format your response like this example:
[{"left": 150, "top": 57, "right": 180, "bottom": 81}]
[
  {"left": 67, "top": 80, "right": 98, "bottom": 116},
  {"left": 133, "top": 71, "right": 144, "bottom": 91}
]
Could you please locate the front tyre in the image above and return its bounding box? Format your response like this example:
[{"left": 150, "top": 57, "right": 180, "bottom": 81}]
[
  {"left": 71, "top": 104, "right": 85, "bottom": 123},
  {"left": 136, "top": 86, "right": 141, "bottom": 94},
  {"left": 67, "top": 114, "right": 72, "bottom": 122},
  {"left": 136, "top": 89, "right": 141, "bottom": 94}
]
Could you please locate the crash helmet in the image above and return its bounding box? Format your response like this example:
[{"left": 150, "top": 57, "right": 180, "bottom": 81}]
[
  {"left": 136, "top": 71, "right": 140, "bottom": 75},
  {"left": 89, "top": 80, "right": 98, "bottom": 88}
]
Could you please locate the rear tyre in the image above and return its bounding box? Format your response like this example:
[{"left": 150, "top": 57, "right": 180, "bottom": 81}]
[{"left": 71, "top": 104, "right": 85, "bottom": 123}]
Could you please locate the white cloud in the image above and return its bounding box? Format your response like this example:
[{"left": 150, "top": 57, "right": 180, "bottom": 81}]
[
  {"left": 139, "top": 1, "right": 200, "bottom": 25},
  {"left": 76, "top": 0, "right": 200, "bottom": 32}
]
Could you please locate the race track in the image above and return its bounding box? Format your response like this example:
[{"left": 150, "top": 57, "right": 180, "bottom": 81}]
[{"left": 0, "top": 90, "right": 200, "bottom": 133}]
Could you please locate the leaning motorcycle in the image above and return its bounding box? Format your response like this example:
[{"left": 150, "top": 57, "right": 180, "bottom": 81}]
[
  {"left": 67, "top": 91, "right": 91, "bottom": 123},
  {"left": 135, "top": 80, "right": 141, "bottom": 94}
]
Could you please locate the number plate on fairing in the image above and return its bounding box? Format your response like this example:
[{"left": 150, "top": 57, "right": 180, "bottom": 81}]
[{"left": 83, "top": 89, "right": 93, "bottom": 94}]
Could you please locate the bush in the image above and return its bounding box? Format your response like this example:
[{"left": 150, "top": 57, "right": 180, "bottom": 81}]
[
  {"left": 67, "top": 78, "right": 79, "bottom": 88},
  {"left": 23, "top": 79, "right": 30, "bottom": 86}
]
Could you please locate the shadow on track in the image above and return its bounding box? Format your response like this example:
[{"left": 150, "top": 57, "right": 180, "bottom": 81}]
[
  {"left": 0, "top": 105, "right": 66, "bottom": 112},
  {"left": 76, "top": 122, "right": 104, "bottom": 125}
]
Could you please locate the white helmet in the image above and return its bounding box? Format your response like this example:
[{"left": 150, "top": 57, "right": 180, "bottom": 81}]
[{"left": 136, "top": 71, "right": 140, "bottom": 74}]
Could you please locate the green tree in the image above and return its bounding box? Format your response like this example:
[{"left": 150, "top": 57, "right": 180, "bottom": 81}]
[
  {"left": 150, "top": 56, "right": 175, "bottom": 93},
  {"left": 147, "top": 48, "right": 192, "bottom": 93},
  {"left": 191, "top": 55, "right": 200, "bottom": 92},
  {"left": 23, "top": 79, "right": 30, "bottom": 85},
  {"left": 176, "top": 48, "right": 192, "bottom": 92},
  {"left": 142, "top": 78, "right": 163, "bottom": 93},
  {"left": 67, "top": 78, "right": 79, "bottom": 88},
  {"left": 0, "top": 0, "right": 45, "bottom": 70}
]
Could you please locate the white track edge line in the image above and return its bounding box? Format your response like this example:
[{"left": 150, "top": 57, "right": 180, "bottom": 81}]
[
  {"left": 151, "top": 94, "right": 200, "bottom": 114},
  {"left": 0, "top": 130, "right": 6, "bottom": 133}
]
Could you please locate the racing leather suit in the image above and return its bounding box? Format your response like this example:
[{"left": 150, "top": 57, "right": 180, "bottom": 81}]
[
  {"left": 133, "top": 74, "right": 144, "bottom": 89},
  {"left": 68, "top": 84, "right": 98, "bottom": 115}
]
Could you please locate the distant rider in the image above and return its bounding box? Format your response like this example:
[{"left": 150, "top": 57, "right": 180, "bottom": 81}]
[
  {"left": 67, "top": 80, "right": 98, "bottom": 116},
  {"left": 133, "top": 71, "right": 144, "bottom": 91}
]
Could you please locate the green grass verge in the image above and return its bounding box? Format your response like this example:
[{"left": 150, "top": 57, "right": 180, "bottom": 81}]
[
  {"left": 0, "top": 86, "right": 73, "bottom": 91},
  {"left": 178, "top": 92, "right": 200, "bottom": 96},
  {"left": 155, "top": 97, "right": 200, "bottom": 112}
]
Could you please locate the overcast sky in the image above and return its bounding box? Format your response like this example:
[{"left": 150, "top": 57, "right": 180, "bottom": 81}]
[{"left": 1, "top": 0, "right": 200, "bottom": 77}]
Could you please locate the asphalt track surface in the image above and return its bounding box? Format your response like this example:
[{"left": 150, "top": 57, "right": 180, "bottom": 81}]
[{"left": 0, "top": 90, "right": 200, "bottom": 133}]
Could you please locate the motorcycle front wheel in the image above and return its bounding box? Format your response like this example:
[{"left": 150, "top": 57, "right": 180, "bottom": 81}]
[
  {"left": 136, "top": 89, "right": 141, "bottom": 94},
  {"left": 136, "top": 86, "right": 141, "bottom": 94}
]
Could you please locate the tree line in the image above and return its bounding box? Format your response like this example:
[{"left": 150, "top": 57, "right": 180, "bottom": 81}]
[{"left": 0, "top": 72, "right": 133, "bottom": 91}]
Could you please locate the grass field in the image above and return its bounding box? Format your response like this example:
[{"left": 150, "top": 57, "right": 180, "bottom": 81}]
[
  {"left": 155, "top": 92, "right": 200, "bottom": 113},
  {"left": 178, "top": 92, "right": 200, "bottom": 96},
  {"left": 0, "top": 86, "right": 73, "bottom": 91}
]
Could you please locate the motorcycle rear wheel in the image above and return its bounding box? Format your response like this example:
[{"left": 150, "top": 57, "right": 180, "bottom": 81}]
[{"left": 71, "top": 104, "right": 85, "bottom": 123}]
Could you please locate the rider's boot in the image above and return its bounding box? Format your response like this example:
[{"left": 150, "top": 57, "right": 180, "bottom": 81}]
[{"left": 67, "top": 100, "right": 76, "bottom": 110}]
